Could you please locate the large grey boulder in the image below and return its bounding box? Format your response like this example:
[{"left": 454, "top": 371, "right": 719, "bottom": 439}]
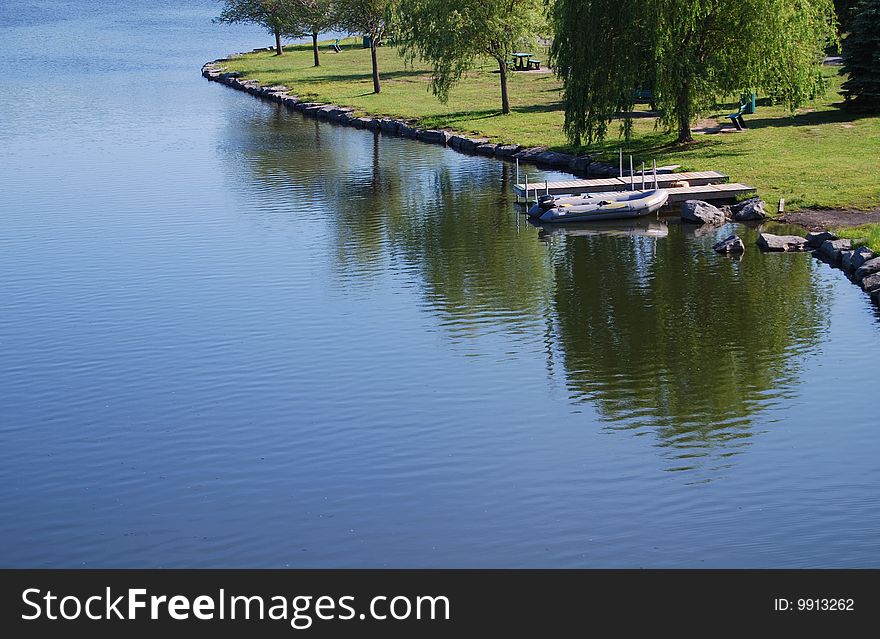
[
  {"left": 495, "top": 144, "right": 521, "bottom": 157},
  {"left": 379, "top": 119, "right": 400, "bottom": 134},
  {"left": 819, "top": 238, "right": 852, "bottom": 263},
  {"left": 416, "top": 129, "right": 449, "bottom": 145},
  {"left": 805, "top": 231, "right": 837, "bottom": 248},
  {"left": 757, "top": 233, "right": 809, "bottom": 252},
  {"left": 397, "top": 123, "right": 418, "bottom": 138},
  {"left": 850, "top": 246, "right": 876, "bottom": 271},
  {"left": 862, "top": 272, "right": 880, "bottom": 293},
  {"left": 475, "top": 143, "right": 498, "bottom": 156},
  {"left": 534, "top": 150, "right": 573, "bottom": 168},
  {"left": 731, "top": 197, "right": 767, "bottom": 221},
  {"left": 512, "top": 147, "right": 545, "bottom": 161},
  {"left": 454, "top": 136, "right": 488, "bottom": 152},
  {"left": 682, "top": 200, "right": 727, "bottom": 225},
  {"left": 713, "top": 234, "right": 745, "bottom": 254},
  {"left": 855, "top": 257, "right": 880, "bottom": 281}
]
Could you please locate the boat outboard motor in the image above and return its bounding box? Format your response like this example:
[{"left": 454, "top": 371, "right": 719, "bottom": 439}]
[
  {"left": 538, "top": 194, "right": 557, "bottom": 210},
  {"left": 527, "top": 193, "right": 558, "bottom": 219}
]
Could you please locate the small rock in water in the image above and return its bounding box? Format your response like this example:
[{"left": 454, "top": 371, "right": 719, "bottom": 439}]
[
  {"left": 805, "top": 231, "right": 838, "bottom": 248},
  {"left": 854, "top": 257, "right": 880, "bottom": 280},
  {"left": 682, "top": 200, "right": 727, "bottom": 225},
  {"left": 850, "top": 246, "right": 876, "bottom": 271},
  {"left": 862, "top": 272, "right": 880, "bottom": 294},
  {"left": 731, "top": 197, "right": 767, "bottom": 221},
  {"left": 819, "top": 238, "right": 852, "bottom": 263},
  {"left": 757, "top": 233, "right": 809, "bottom": 252},
  {"left": 713, "top": 234, "right": 745, "bottom": 254}
]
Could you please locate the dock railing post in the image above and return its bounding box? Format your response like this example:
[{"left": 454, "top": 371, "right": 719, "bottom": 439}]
[
  {"left": 545, "top": 180, "right": 549, "bottom": 196},
  {"left": 524, "top": 173, "right": 528, "bottom": 205},
  {"left": 641, "top": 162, "right": 645, "bottom": 190},
  {"left": 515, "top": 158, "right": 520, "bottom": 187},
  {"left": 619, "top": 149, "right": 623, "bottom": 178},
  {"left": 653, "top": 160, "right": 658, "bottom": 190},
  {"left": 630, "top": 156, "right": 634, "bottom": 190}
]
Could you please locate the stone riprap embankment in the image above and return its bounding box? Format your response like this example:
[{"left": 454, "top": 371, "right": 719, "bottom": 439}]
[
  {"left": 201, "top": 59, "right": 623, "bottom": 177},
  {"left": 681, "top": 198, "right": 879, "bottom": 307}
]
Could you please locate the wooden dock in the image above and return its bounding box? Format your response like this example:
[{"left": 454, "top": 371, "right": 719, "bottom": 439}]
[
  {"left": 513, "top": 171, "right": 730, "bottom": 198},
  {"left": 513, "top": 170, "right": 756, "bottom": 206},
  {"left": 518, "top": 183, "right": 755, "bottom": 209}
]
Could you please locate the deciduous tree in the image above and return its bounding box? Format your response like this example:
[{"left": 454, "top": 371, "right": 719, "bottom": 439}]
[
  {"left": 293, "top": 0, "right": 337, "bottom": 66},
  {"left": 335, "top": 0, "right": 397, "bottom": 94},
  {"left": 216, "top": 0, "right": 300, "bottom": 56},
  {"left": 551, "top": 0, "right": 837, "bottom": 145},
  {"left": 396, "top": 0, "right": 548, "bottom": 114}
]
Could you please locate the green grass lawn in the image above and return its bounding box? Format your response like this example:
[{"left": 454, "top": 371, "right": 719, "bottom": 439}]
[
  {"left": 834, "top": 224, "right": 880, "bottom": 253},
  {"left": 223, "top": 39, "right": 880, "bottom": 211}
]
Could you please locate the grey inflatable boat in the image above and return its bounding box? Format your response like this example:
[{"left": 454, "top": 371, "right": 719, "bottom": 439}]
[{"left": 527, "top": 189, "right": 669, "bottom": 223}]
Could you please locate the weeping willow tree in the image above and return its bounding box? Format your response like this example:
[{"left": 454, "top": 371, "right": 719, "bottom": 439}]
[
  {"left": 396, "top": 0, "right": 549, "bottom": 114},
  {"left": 551, "top": 0, "right": 838, "bottom": 144}
]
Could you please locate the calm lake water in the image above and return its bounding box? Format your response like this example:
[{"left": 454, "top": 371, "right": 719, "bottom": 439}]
[{"left": 1, "top": 1, "right": 878, "bottom": 568}]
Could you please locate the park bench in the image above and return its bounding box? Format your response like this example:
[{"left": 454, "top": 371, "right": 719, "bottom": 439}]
[
  {"left": 726, "top": 102, "right": 748, "bottom": 130},
  {"left": 632, "top": 89, "right": 657, "bottom": 111},
  {"left": 726, "top": 93, "right": 756, "bottom": 130},
  {"left": 527, "top": 58, "right": 541, "bottom": 70}
]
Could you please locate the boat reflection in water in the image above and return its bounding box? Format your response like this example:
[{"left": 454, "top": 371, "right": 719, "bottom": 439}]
[{"left": 530, "top": 217, "right": 670, "bottom": 242}]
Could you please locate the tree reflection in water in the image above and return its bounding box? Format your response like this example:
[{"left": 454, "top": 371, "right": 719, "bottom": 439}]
[{"left": 235, "top": 105, "right": 829, "bottom": 475}]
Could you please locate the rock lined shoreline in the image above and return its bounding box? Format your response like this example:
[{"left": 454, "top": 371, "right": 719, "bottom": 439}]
[
  {"left": 682, "top": 198, "right": 880, "bottom": 307},
  {"left": 203, "top": 57, "right": 879, "bottom": 311},
  {"left": 202, "top": 58, "right": 627, "bottom": 177}
]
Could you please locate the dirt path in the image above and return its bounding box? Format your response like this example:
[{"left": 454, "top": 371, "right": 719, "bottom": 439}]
[{"left": 778, "top": 209, "right": 880, "bottom": 231}]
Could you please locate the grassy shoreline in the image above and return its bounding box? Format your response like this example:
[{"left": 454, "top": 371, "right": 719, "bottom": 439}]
[{"left": 222, "top": 39, "right": 880, "bottom": 222}]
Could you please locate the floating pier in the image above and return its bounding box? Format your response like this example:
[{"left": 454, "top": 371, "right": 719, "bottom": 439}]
[
  {"left": 513, "top": 171, "right": 732, "bottom": 198},
  {"left": 513, "top": 160, "right": 757, "bottom": 207}
]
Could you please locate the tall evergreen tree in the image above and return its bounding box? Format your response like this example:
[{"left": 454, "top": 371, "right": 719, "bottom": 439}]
[
  {"left": 834, "top": 0, "right": 860, "bottom": 32},
  {"left": 551, "top": 0, "right": 837, "bottom": 145},
  {"left": 841, "top": 0, "right": 880, "bottom": 108}
]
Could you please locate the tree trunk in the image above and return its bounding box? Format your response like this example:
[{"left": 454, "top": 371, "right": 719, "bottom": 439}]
[
  {"left": 312, "top": 32, "right": 320, "bottom": 67},
  {"left": 497, "top": 58, "right": 510, "bottom": 114},
  {"left": 676, "top": 80, "right": 693, "bottom": 143},
  {"left": 274, "top": 28, "right": 283, "bottom": 56},
  {"left": 371, "top": 44, "right": 380, "bottom": 94}
]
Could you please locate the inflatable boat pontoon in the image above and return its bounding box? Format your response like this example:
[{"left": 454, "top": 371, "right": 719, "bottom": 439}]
[{"left": 527, "top": 189, "right": 668, "bottom": 223}]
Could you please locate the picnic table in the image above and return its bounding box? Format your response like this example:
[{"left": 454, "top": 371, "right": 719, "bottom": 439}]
[{"left": 511, "top": 52, "right": 533, "bottom": 71}]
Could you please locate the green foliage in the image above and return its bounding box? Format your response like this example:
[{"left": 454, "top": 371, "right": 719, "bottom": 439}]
[
  {"left": 834, "top": 0, "right": 860, "bottom": 31},
  {"left": 215, "top": 0, "right": 300, "bottom": 40},
  {"left": 551, "top": 0, "right": 838, "bottom": 144},
  {"left": 288, "top": 0, "right": 337, "bottom": 36},
  {"left": 334, "top": 0, "right": 398, "bottom": 92},
  {"left": 841, "top": 0, "right": 880, "bottom": 108},
  {"left": 225, "top": 45, "right": 880, "bottom": 210},
  {"left": 334, "top": 0, "right": 396, "bottom": 42},
  {"left": 396, "top": 0, "right": 548, "bottom": 113}
]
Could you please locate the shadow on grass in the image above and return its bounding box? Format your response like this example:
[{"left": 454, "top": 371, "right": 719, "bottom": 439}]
[{"left": 732, "top": 106, "right": 864, "bottom": 129}]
